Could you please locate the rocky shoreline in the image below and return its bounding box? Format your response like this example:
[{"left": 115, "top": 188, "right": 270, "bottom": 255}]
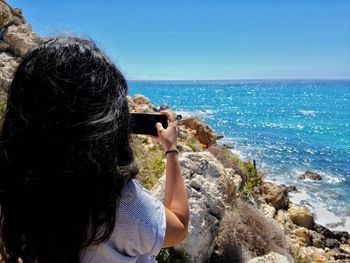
[
  {"left": 1, "top": 1, "right": 349, "bottom": 262},
  {"left": 128, "top": 94, "right": 350, "bottom": 262}
]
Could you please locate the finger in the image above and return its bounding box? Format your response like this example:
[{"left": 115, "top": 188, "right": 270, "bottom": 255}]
[
  {"left": 160, "top": 110, "right": 175, "bottom": 122},
  {"left": 155, "top": 122, "right": 165, "bottom": 134}
]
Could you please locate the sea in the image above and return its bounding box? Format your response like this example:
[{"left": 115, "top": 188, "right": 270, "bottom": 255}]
[{"left": 129, "top": 80, "right": 350, "bottom": 232}]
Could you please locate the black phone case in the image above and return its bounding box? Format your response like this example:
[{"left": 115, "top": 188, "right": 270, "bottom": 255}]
[{"left": 130, "top": 113, "right": 168, "bottom": 136}]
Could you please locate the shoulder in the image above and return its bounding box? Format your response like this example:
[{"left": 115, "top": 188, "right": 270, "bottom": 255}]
[{"left": 109, "top": 179, "right": 166, "bottom": 256}]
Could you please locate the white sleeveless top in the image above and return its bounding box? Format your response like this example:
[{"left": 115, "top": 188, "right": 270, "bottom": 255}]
[{"left": 80, "top": 179, "right": 166, "bottom": 263}]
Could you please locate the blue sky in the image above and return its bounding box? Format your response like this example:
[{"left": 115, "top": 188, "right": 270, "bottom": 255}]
[{"left": 8, "top": 0, "right": 350, "bottom": 80}]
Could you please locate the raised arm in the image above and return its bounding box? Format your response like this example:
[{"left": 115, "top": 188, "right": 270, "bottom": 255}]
[{"left": 155, "top": 111, "right": 189, "bottom": 248}]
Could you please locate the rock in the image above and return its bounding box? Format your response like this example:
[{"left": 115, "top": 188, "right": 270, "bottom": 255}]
[
  {"left": 332, "top": 231, "right": 350, "bottom": 243},
  {"left": 247, "top": 252, "right": 291, "bottom": 263},
  {"left": 0, "top": 52, "right": 19, "bottom": 91},
  {"left": 152, "top": 152, "right": 226, "bottom": 263},
  {"left": 290, "top": 227, "right": 312, "bottom": 247},
  {"left": 326, "top": 247, "right": 350, "bottom": 261},
  {"left": 260, "top": 203, "right": 276, "bottom": 218},
  {"left": 126, "top": 95, "right": 136, "bottom": 111},
  {"left": 275, "top": 209, "right": 289, "bottom": 226},
  {"left": 0, "top": 1, "right": 13, "bottom": 27},
  {"left": 294, "top": 246, "right": 332, "bottom": 263},
  {"left": 0, "top": 90, "right": 6, "bottom": 101},
  {"left": 159, "top": 103, "right": 170, "bottom": 111},
  {"left": 134, "top": 104, "right": 154, "bottom": 113},
  {"left": 325, "top": 238, "right": 340, "bottom": 249},
  {"left": 220, "top": 168, "right": 242, "bottom": 205},
  {"left": 178, "top": 125, "right": 190, "bottom": 140},
  {"left": 260, "top": 182, "right": 289, "bottom": 210},
  {"left": 287, "top": 204, "right": 315, "bottom": 229},
  {"left": 133, "top": 94, "right": 150, "bottom": 105},
  {"left": 181, "top": 116, "right": 219, "bottom": 147},
  {"left": 299, "top": 171, "right": 322, "bottom": 180},
  {"left": 314, "top": 224, "right": 335, "bottom": 239},
  {"left": 310, "top": 230, "right": 326, "bottom": 248},
  {"left": 285, "top": 185, "right": 298, "bottom": 193},
  {"left": 3, "top": 24, "right": 43, "bottom": 57}
]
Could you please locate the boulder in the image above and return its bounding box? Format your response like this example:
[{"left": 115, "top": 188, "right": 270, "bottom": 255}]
[
  {"left": 260, "top": 182, "right": 289, "bottom": 210},
  {"left": 152, "top": 152, "right": 226, "bottom": 263},
  {"left": 332, "top": 231, "right": 350, "bottom": 244},
  {"left": 299, "top": 171, "right": 322, "bottom": 180},
  {"left": 287, "top": 204, "right": 315, "bottom": 229},
  {"left": 289, "top": 227, "right": 312, "bottom": 247},
  {"left": 260, "top": 203, "right": 276, "bottom": 218},
  {"left": 0, "top": 52, "right": 19, "bottom": 91},
  {"left": 314, "top": 224, "right": 335, "bottom": 239},
  {"left": 247, "top": 252, "right": 291, "bottom": 263},
  {"left": 134, "top": 104, "right": 154, "bottom": 113},
  {"left": 126, "top": 95, "right": 136, "bottom": 111},
  {"left": 0, "top": 1, "right": 12, "bottom": 27},
  {"left": 3, "top": 24, "right": 43, "bottom": 57},
  {"left": 133, "top": 94, "right": 150, "bottom": 105},
  {"left": 275, "top": 209, "right": 289, "bottom": 226},
  {"left": 181, "top": 116, "right": 220, "bottom": 147},
  {"left": 310, "top": 230, "right": 327, "bottom": 248},
  {"left": 159, "top": 103, "right": 170, "bottom": 111},
  {"left": 325, "top": 238, "right": 340, "bottom": 249}
]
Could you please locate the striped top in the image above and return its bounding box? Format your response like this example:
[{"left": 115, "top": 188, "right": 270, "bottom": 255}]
[{"left": 80, "top": 179, "right": 166, "bottom": 263}]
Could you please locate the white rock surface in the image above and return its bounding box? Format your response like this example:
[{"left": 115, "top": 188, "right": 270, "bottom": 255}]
[
  {"left": 152, "top": 152, "right": 229, "bottom": 263},
  {"left": 3, "top": 24, "right": 42, "bottom": 57},
  {"left": 0, "top": 1, "right": 12, "bottom": 27},
  {"left": 247, "top": 252, "right": 291, "bottom": 263},
  {"left": 0, "top": 52, "right": 19, "bottom": 91}
]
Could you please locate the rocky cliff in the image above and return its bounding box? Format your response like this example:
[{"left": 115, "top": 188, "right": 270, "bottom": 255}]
[
  {"left": 0, "top": 1, "right": 349, "bottom": 262},
  {"left": 0, "top": 0, "right": 43, "bottom": 115}
]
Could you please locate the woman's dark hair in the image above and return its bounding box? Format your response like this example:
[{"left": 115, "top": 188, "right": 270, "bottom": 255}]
[{"left": 0, "top": 36, "right": 138, "bottom": 263}]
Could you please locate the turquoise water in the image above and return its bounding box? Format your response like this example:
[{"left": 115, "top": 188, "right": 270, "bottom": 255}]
[{"left": 129, "top": 80, "right": 350, "bottom": 229}]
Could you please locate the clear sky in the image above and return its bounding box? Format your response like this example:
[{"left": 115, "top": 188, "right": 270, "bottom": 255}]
[{"left": 7, "top": 0, "right": 350, "bottom": 80}]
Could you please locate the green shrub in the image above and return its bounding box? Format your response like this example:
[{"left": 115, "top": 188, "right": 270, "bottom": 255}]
[
  {"left": 208, "top": 144, "right": 242, "bottom": 171},
  {"left": 185, "top": 136, "right": 199, "bottom": 152},
  {"left": 242, "top": 161, "right": 263, "bottom": 196},
  {"left": 0, "top": 101, "right": 6, "bottom": 114},
  {"left": 0, "top": 101, "right": 6, "bottom": 128},
  {"left": 132, "top": 135, "right": 166, "bottom": 189},
  {"left": 156, "top": 248, "right": 189, "bottom": 263}
]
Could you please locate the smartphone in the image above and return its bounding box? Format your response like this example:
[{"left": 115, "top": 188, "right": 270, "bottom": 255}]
[{"left": 130, "top": 113, "right": 168, "bottom": 136}]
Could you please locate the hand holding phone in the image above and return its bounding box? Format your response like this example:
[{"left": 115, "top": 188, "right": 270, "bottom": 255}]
[
  {"left": 130, "top": 113, "right": 168, "bottom": 136},
  {"left": 154, "top": 111, "right": 178, "bottom": 152}
]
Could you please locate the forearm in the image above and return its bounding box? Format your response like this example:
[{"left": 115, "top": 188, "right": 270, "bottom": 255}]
[{"left": 163, "top": 153, "right": 189, "bottom": 229}]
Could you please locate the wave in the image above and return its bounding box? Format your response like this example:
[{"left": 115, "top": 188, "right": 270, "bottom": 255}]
[
  {"left": 298, "top": 109, "right": 318, "bottom": 116},
  {"left": 289, "top": 189, "right": 350, "bottom": 232}
]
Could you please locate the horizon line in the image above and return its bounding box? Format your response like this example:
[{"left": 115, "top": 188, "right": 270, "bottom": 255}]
[{"left": 127, "top": 78, "right": 350, "bottom": 82}]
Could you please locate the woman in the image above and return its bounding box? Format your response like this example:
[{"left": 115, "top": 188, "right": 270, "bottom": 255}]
[{"left": 0, "top": 37, "right": 189, "bottom": 263}]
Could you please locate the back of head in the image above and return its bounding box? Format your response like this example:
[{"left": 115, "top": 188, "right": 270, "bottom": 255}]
[{"left": 0, "top": 36, "right": 137, "bottom": 263}]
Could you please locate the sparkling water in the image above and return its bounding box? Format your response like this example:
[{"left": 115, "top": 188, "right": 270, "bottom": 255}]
[{"left": 129, "top": 80, "right": 350, "bottom": 231}]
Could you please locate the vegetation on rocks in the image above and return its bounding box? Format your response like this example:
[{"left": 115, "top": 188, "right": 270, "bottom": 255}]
[
  {"left": 132, "top": 135, "right": 166, "bottom": 190},
  {"left": 156, "top": 248, "right": 190, "bottom": 263},
  {"left": 208, "top": 144, "right": 263, "bottom": 196},
  {"left": 211, "top": 200, "right": 291, "bottom": 262},
  {"left": 0, "top": 101, "right": 6, "bottom": 124}
]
